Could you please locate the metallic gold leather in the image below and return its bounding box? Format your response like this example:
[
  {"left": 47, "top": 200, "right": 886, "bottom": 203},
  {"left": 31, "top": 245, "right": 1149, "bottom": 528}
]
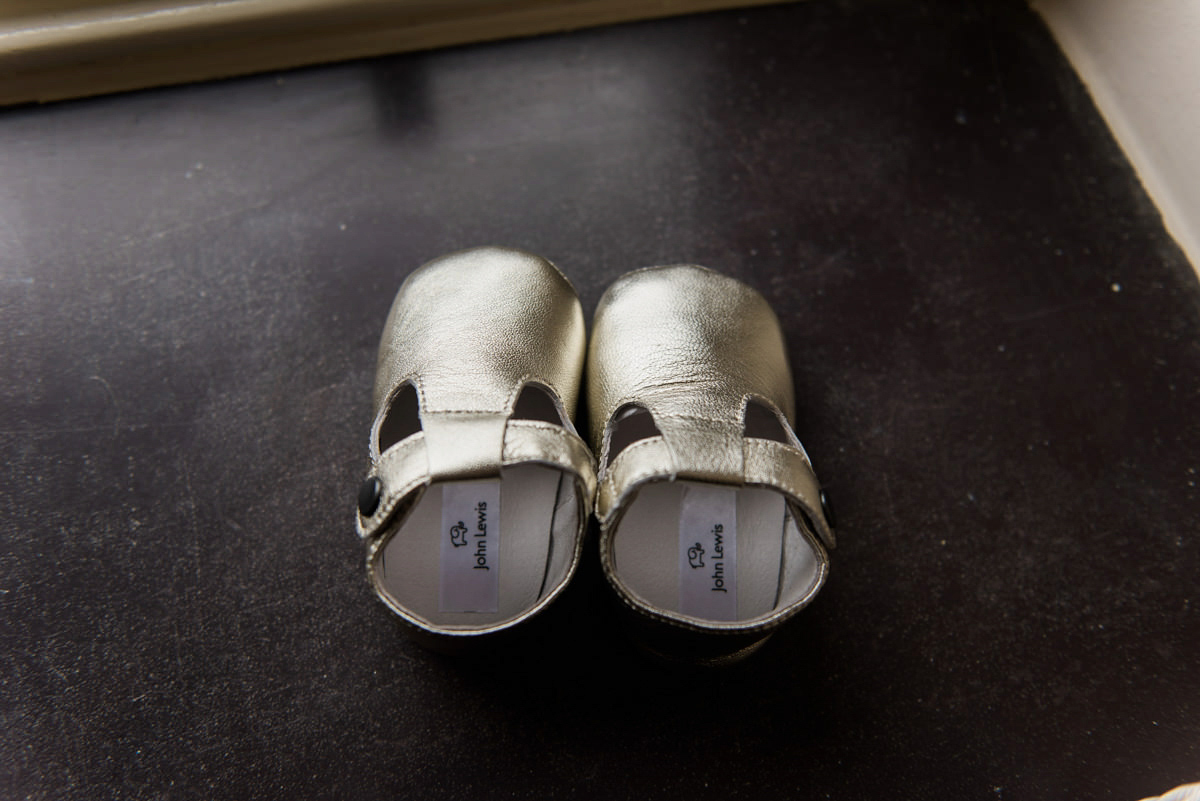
[
  {"left": 420, "top": 411, "right": 507, "bottom": 480},
  {"left": 587, "top": 265, "right": 834, "bottom": 652},
  {"left": 589, "top": 265, "right": 833, "bottom": 543},
  {"left": 588, "top": 265, "right": 795, "bottom": 447},
  {"left": 372, "top": 246, "right": 585, "bottom": 451},
  {"left": 356, "top": 246, "right": 596, "bottom": 638},
  {"left": 501, "top": 421, "right": 599, "bottom": 501}
]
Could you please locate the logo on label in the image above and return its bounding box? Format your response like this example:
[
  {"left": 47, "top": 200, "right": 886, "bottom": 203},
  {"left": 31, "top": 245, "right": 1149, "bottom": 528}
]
[
  {"left": 678, "top": 486, "right": 736, "bottom": 619},
  {"left": 449, "top": 521, "right": 469, "bottom": 547}
]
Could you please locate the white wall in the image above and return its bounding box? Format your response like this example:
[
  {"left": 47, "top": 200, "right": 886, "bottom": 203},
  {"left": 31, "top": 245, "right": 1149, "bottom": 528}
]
[{"left": 1035, "top": 0, "right": 1200, "bottom": 276}]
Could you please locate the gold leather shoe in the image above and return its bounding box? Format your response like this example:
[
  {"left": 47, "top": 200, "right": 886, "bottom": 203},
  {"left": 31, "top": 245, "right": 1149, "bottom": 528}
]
[
  {"left": 356, "top": 247, "right": 596, "bottom": 648},
  {"left": 587, "top": 265, "right": 835, "bottom": 664}
]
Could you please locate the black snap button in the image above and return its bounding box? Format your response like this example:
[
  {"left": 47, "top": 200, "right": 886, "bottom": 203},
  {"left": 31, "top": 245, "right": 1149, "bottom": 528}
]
[
  {"left": 358, "top": 476, "right": 382, "bottom": 517},
  {"left": 819, "top": 489, "right": 836, "bottom": 530}
]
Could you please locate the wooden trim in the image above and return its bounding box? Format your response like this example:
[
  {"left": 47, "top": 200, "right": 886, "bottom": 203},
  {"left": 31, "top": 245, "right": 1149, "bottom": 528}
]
[{"left": 0, "top": 0, "right": 790, "bottom": 105}]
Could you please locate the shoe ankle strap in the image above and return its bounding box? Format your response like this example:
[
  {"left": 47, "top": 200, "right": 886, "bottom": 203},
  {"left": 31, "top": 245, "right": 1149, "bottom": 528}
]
[
  {"left": 357, "top": 420, "right": 596, "bottom": 541},
  {"left": 596, "top": 429, "right": 835, "bottom": 550}
]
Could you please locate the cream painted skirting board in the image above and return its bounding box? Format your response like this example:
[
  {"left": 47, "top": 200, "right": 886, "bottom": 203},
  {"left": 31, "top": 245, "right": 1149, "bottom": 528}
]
[{"left": 1035, "top": 0, "right": 1200, "bottom": 276}]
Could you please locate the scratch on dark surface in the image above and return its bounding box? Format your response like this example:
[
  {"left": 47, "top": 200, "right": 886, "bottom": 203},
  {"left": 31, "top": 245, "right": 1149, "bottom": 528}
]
[
  {"left": 0, "top": 213, "right": 36, "bottom": 278},
  {"left": 183, "top": 463, "right": 201, "bottom": 585},
  {"left": 169, "top": 619, "right": 186, "bottom": 685},
  {"left": 0, "top": 421, "right": 195, "bottom": 437},
  {"left": 115, "top": 201, "right": 273, "bottom": 262},
  {"left": 112, "top": 261, "right": 179, "bottom": 288},
  {"left": 1002, "top": 292, "right": 1106, "bottom": 324},
  {"left": 89, "top": 375, "right": 120, "bottom": 436},
  {"left": 243, "top": 597, "right": 293, "bottom": 615},
  {"left": 812, "top": 248, "right": 849, "bottom": 277},
  {"left": 985, "top": 24, "right": 1010, "bottom": 113},
  {"left": 881, "top": 469, "right": 898, "bottom": 530},
  {"left": 880, "top": 407, "right": 900, "bottom": 528}
]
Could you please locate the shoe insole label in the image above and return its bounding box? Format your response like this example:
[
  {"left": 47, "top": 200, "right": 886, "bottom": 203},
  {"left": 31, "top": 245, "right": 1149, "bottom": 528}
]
[
  {"left": 678, "top": 484, "right": 738, "bottom": 621},
  {"left": 439, "top": 480, "right": 501, "bottom": 613}
]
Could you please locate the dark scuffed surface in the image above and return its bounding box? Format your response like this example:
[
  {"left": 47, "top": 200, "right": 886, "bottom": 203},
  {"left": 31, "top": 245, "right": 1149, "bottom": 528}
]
[{"left": 1, "top": 2, "right": 1198, "bottom": 799}]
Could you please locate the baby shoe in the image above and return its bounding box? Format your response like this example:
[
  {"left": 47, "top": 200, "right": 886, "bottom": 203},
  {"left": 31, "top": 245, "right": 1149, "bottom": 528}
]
[
  {"left": 356, "top": 247, "right": 596, "bottom": 649},
  {"left": 587, "top": 265, "right": 835, "bottom": 664}
]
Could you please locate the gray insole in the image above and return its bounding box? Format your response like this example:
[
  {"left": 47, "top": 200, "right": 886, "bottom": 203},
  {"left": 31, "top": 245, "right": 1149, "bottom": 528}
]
[
  {"left": 374, "top": 463, "right": 575, "bottom": 629},
  {"left": 611, "top": 481, "right": 821, "bottom": 623}
]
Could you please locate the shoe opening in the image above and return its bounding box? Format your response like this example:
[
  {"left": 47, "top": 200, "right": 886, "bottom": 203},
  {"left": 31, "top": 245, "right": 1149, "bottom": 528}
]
[
  {"left": 378, "top": 382, "right": 422, "bottom": 453},
  {"left": 743, "top": 398, "right": 793, "bottom": 445},
  {"left": 605, "top": 404, "right": 662, "bottom": 466},
  {"left": 512, "top": 383, "right": 569, "bottom": 427}
]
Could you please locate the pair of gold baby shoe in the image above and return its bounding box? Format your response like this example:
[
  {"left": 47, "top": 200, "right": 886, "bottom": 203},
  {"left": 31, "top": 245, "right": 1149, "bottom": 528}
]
[{"left": 355, "top": 247, "right": 835, "bottom": 664}]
